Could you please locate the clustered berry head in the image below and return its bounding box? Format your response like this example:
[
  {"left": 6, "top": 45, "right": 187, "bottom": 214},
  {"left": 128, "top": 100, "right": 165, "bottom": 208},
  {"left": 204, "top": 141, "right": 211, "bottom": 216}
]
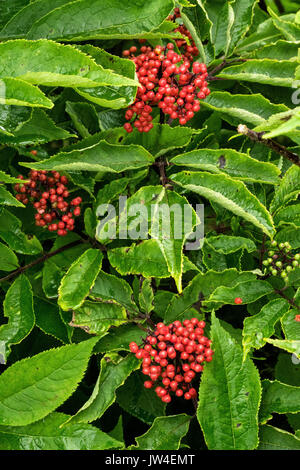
[
  {"left": 129, "top": 318, "right": 213, "bottom": 403},
  {"left": 167, "top": 8, "right": 199, "bottom": 61},
  {"left": 14, "top": 170, "right": 82, "bottom": 236},
  {"left": 122, "top": 43, "right": 210, "bottom": 133},
  {"left": 263, "top": 240, "right": 299, "bottom": 281}
]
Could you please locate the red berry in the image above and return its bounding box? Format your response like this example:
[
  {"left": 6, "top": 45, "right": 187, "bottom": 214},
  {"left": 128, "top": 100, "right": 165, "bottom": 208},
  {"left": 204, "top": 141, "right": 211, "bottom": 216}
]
[{"left": 234, "top": 297, "right": 243, "bottom": 305}]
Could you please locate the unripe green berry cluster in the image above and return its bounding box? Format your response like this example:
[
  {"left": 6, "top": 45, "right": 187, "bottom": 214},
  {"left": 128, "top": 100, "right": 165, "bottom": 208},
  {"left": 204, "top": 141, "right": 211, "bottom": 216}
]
[{"left": 263, "top": 240, "right": 299, "bottom": 281}]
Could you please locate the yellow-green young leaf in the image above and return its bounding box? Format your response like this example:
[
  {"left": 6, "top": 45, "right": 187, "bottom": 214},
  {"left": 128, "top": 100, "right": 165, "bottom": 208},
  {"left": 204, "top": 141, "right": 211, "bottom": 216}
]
[
  {"left": 265, "top": 338, "right": 300, "bottom": 358},
  {"left": 71, "top": 301, "right": 127, "bottom": 335},
  {"left": 0, "top": 0, "right": 75, "bottom": 40},
  {"left": 218, "top": 60, "right": 298, "bottom": 87},
  {"left": 0, "top": 40, "right": 139, "bottom": 89},
  {"left": 281, "top": 309, "right": 300, "bottom": 340},
  {"left": 259, "top": 380, "right": 300, "bottom": 424},
  {"left": 0, "top": 275, "right": 35, "bottom": 363},
  {"left": 0, "top": 186, "right": 24, "bottom": 207},
  {"left": 0, "top": 171, "right": 28, "bottom": 185},
  {"left": 258, "top": 425, "right": 300, "bottom": 450},
  {"left": 26, "top": 0, "right": 175, "bottom": 41},
  {"left": 242, "top": 299, "right": 289, "bottom": 360},
  {"left": 0, "top": 209, "right": 42, "bottom": 255},
  {"left": 197, "top": 313, "right": 261, "bottom": 450},
  {"left": 0, "top": 337, "right": 98, "bottom": 426},
  {"left": 0, "top": 109, "right": 75, "bottom": 145},
  {"left": 0, "top": 242, "right": 19, "bottom": 271},
  {"left": 131, "top": 415, "right": 190, "bottom": 450},
  {"left": 0, "top": 412, "right": 123, "bottom": 450},
  {"left": 171, "top": 171, "right": 275, "bottom": 238},
  {"left": 171, "top": 148, "right": 280, "bottom": 185},
  {"left": 21, "top": 141, "right": 154, "bottom": 173},
  {"left": 58, "top": 249, "right": 103, "bottom": 311},
  {"left": 123, "top": 124, "right": 194, "bottom": 158},
  {"left": 65, "top": 354, "right": 140, "bottom": 425},
  {"left": 200, "top": 91, "right": 288, "bottom": 127},
  {"left": 0, "top": 77, "right": 53, "bottom": 108},
  {"left": 270, "top": 165, "right": 300, "bottom": 215}
]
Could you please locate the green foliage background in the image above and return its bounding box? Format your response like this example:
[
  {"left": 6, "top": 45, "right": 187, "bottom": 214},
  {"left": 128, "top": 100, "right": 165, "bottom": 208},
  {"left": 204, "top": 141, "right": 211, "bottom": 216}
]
[{"left": 0, "top": 0, "right": 300, "bottom": 450}]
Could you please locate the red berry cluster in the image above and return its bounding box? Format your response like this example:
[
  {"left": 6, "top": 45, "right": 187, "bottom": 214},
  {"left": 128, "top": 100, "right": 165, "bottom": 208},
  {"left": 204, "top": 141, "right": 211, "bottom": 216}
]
[
  {"left": 167, "top": 8, "right": 199, "bottom": 61},
  {"left": 15, "top": 170, "right": 82, "bottom": 236},
  {"left": 122, "top": 43, "right": 210, "bottom": 133},
  {"left": 129, "top": 318, "right": 213, "bottom": 403}
]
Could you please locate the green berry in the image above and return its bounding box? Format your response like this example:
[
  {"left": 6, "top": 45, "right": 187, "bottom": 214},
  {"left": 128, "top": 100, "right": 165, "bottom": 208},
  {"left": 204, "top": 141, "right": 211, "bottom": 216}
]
[
  {"left": 275, "top": 261, "right": 282, "bottom": 268},
  {"left": 271, "top": 269, "right": 278, "bottom": 276},
  {"left": 263, "top": 260, "right": 269, "bottom": 267},
  {"left": 271, "top": 240, "right": 277, "bottom": 247},
  {"left": 292, "top": 260, "right": 299, "bottom": 267},
  {"left": 281, "top": 271, "right": 287, "bottom": 278},
  {"left": 286, "top": 265, "right": 293, "bottom": 273},
  {"left": 268, "top": 251, "right": 274, "bottom": 257},
  {"left": 295, "top": 254, "right": 300, "bottom": 261},
  {"left": 279, "top": 243, "right": 285, "bottom": 249}
]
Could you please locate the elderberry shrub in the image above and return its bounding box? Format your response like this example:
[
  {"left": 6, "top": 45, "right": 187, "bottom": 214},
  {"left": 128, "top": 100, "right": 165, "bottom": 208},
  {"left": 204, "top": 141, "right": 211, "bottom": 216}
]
[
  {"left": 14, "top": 170, "right": 82, "bottom": 236},
  {"left": 130, "top": 318, "right": 213, "bottom": 403}
]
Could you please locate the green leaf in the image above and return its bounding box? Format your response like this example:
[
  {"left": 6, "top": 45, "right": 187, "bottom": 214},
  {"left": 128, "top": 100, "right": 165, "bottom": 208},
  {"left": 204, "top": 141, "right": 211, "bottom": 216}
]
[
  {"left": 123, "top": 124, "right": 194, "bottom": 158},
  {"left": 0, "top": 0, "right": 31, "bottom": 30},
  {"left": 0, "top": 208, "right": 42, "bottom": 255},
  {"left": 131, "top": 414, "right": 190, "bottom": 450},
  {"left": 218, "top": 60, "right": 298, "bottom": 87},
  {"left": 197, "top": 312, "right": 261, "bottom": 450},
  {"left": 0, "top": 105, "right": 32, "bottom": 136},
  {"left": 228, "top": 0, "right": 257, "bottom": 54},
  {"left": 26, "top": 0, "right": 175, "bottom": 41},
  {"left": 0, "top": 412, "right": 123, "bottom": 450},
  {"left": 201, "top": 91, "right": 288, "bottom": 127},
  {"left": 206, "top": 235, "right": 257, "bottom": 254},
  {"left": 94, "top": 324, "right": 144, "bottom": 354},
  {"left": 116, "top": 371, "right": 165, "bottom": 425},
  {"left": 66, "top": 354, "right": 140, "bottom": 425},
  {"left": 0, "top": 109, "right": 74, "bottom": 145},
  {"left": 0, "top": 185, "right": 24, "bottom": 207},
  {"left": 274, "top": 204, "right": 300, "bottom": 228},
  {"left": 259, "top": 379, "right": 300, "bottom": 423},
  {"left": 242, "top": 299, "right": 289, "bottom": 360},
  {"left": 42, "top": 259, "right": 63, "bottom": 299},
  {"left": 74, "top": 45, "right": 137, "bottom": 109},
  {"left": 0, "top": 171, "right": 27, "bottom": 184},
  {"left": 0, "top": 337, "right": 98, "bottom": 426},
  {"left": 0, "top": 242, "right": 19, "bottom": 271},
  {"left": 0, "top": 275, "right": 34, "bottom": 363},
  {"left": 90, "top": 271, "right": 137, "bottom": 313},
  {"left": 0, "top": 0, "right": 75, "bottom": 40},
  {"left": 203, "top": 0, "right": 233, "bottom": 57},
  {"left": 258, "top": 425, "right": 300, "bottom": 450},
  {"left": 58, "top": 248, "right": 103, "bottom": 311},
  {"left": 269, "top": 9, "right": 300, "bottom": 41},
  {"left": 236, "top": 18, "right": 281, "bottom": 53},
  {"left": 164, "top": 269, "right": 256, "bottom": 322},
  {"left": 21, "top": 141, "right": 154, "bottom": 173},
  {"left": 66, "top": 101, "right": 100, "bottom": 138},
  {"left": 0, "top": 77, "right": 53, "bottom": 108},
  {"left": 139, "top": 279, "right": 154, "bottom": 314},
  {"left": 270, "top": 165, "right": 300, "bottom": 215},
  {"left": 207, "top": 280, "right": 273, "bottom": 306},
  {"left": 171, "top": 148, "right": 280, "bottom": 184},
  {"left": 34, "top": 297, "right": 70, "bottom": 344},
  {"left": 265, "top": 338, "right": 300, "bottom": 358},
  {"left": 254, "top": 107, "right": 300, "bottom": 141},
  {"left": 171, "top": 171, "right": 275, "bottom": 238},
  {"left": 0, "top": 40, "right": 139, "bottom": 89},
  {"left": 71, "top": 301, "right": 127, "bottom": 335},
  {"left": 281, "top": 309, "right": 300, "bottom": 340}
]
